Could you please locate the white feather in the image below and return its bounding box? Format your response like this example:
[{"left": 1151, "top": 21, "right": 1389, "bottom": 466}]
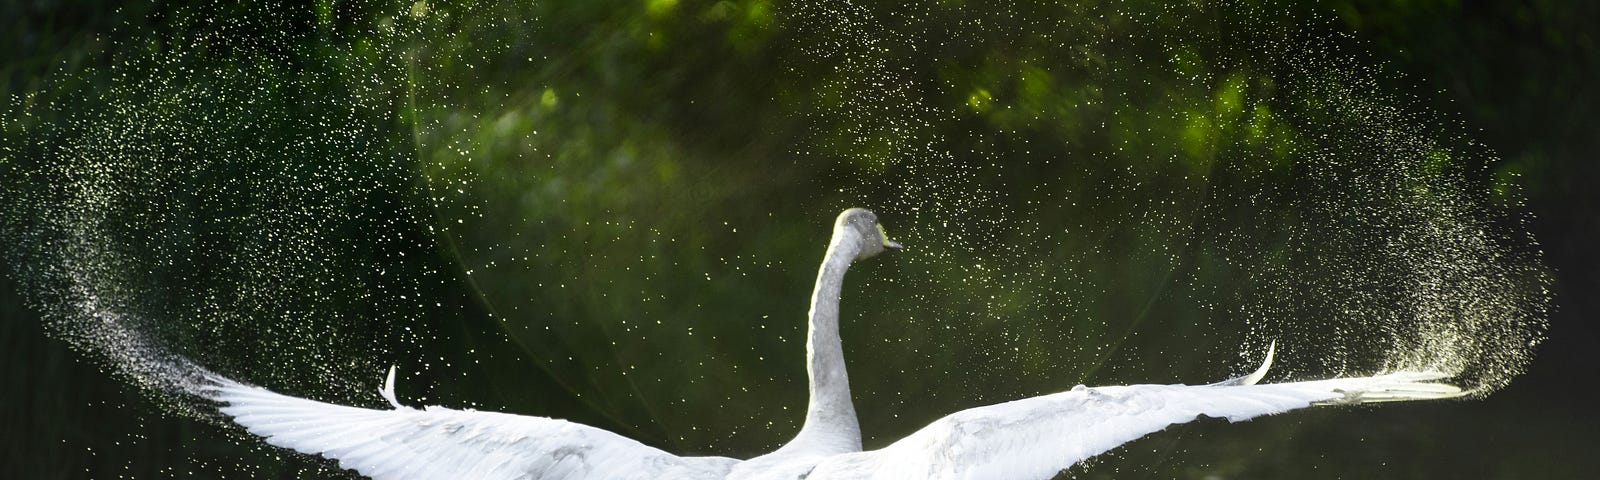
[
  {"left": 808, "top": 370, "right": 1463, "bottom": 480},
  {"left": 207, "top": 375, "right": 737, "bottom": 480}
]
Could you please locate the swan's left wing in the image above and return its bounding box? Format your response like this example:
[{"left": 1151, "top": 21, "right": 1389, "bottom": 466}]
[
  {"left": 811, "top": 371, "right": 1461, "bottom": 480},
  {"left": 204, "top": 374, "right": 735, "bottom": 480}
]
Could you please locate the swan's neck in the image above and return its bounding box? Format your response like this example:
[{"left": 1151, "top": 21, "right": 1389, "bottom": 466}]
[{"left": 781, "top": 228, "right": 863, "bottom": 455}]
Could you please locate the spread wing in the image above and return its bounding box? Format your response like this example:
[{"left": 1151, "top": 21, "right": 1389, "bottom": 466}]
[
  {"left": 812, "top": 352, "right": 1461, "bottom": 480},
  {"left": 204, "top": 372, "right": 735, "bottom": 480}
]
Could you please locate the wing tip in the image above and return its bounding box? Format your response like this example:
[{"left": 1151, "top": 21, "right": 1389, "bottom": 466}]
[
  {"left": 196, "top": 372, "right": 243, "bottom": 401},
  {"left": 1314, "top": 370, "right": 1468, "bottom": 405}
]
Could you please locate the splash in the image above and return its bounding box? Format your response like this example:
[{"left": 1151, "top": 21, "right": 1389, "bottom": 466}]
[
  {"left": 3, "top": 1, "right": 452, "bottom": 419},
  {"left": 0, "top": 0, "right": 1552, "bottom": 473},
  {"left": 775, "top": 0, "right": 1550, "bottom": 400}
]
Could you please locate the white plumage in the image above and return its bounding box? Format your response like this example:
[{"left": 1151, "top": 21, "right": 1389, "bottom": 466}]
[
  {"left": 204, "top": 209, "right": 1463, "bottom": 479},
  {"left": 209, "top": 373, "right": 738, "bottom": 479},
  {"left": 806, "top": 370, "right": 1459, "bottom": 480}
]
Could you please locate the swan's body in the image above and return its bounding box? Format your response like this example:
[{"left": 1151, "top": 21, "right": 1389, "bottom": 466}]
[{"left": 205, "top": 208, "right": 1463, "bottom": 479}]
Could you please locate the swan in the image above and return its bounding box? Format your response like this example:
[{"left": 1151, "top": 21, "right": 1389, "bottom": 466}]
[{"left": 203, "top": 208, "right": 1464, "bottom": 479}]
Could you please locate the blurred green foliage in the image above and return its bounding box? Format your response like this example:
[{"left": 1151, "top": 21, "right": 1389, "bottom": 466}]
[{"left": 2, "top": 0, "right": 1595, "bottom": 479}]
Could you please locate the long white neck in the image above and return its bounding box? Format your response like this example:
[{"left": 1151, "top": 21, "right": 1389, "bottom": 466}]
[{"left": 779, "top": 226, "right": 863, "bottom": 455}]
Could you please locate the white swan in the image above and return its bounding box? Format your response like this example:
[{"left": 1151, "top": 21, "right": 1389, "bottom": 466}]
[{"left": 204, "top": 208, "right": 1463, "bottom": 479}]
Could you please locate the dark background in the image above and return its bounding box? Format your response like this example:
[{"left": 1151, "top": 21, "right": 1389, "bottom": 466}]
[{"left": 3, "top": 0, "right": 1596, "bottom": 478}]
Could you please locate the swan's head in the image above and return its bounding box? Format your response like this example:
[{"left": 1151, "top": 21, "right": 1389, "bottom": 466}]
[{"left": 836, "top": 208, "right": 903, "bottom": 260}]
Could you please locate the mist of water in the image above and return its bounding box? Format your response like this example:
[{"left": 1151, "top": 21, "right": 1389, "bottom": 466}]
[{"left": 1, "top": 0, "right": 1550, "bottom": 475}]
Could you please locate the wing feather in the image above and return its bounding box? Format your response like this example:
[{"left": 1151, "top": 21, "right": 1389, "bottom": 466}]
[
  {"left": 205, "top": 376, "right": 735, "bottom": 480},
  {"left": 812, "top": 371, "right": 1462, "bottom": 480}
]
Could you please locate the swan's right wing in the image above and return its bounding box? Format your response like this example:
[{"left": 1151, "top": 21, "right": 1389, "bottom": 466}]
[
  {"left": 205, "top": 376, "right": 735, "bottom": 480},
  {"left": 812, "top": 371, "right": 1461, "bottom": 480}
]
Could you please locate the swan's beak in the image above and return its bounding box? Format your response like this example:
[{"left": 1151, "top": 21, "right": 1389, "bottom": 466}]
[{"left": 877, "top": 224, "right": 903, "bottom": 252}]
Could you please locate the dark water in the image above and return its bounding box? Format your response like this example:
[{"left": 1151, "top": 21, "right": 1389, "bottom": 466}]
[{"left": 3, "top": 0, "right": 1596, "bottom": 478}]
